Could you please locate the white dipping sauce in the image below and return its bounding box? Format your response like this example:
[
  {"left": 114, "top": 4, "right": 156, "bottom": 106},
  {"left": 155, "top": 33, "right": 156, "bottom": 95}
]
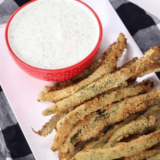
[{"left": 8, "top": 0, "right": 99, "bottom": 69}]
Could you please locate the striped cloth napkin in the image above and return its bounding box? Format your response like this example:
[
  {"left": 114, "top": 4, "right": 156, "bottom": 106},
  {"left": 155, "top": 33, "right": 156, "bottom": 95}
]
[{"left": 0, "top": 0, "right": 160, "bottom": 159}]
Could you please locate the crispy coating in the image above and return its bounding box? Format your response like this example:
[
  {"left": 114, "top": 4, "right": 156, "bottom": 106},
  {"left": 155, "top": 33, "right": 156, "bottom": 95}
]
[
  {"left": 116, "top": 57, "right": 139, "bottom": 85},
  {"left": 125, "top": 142, "right": 160, "bottom": 160},
  {"left": 147, "top": 154, "right": 160, "bottom": 160},
  {"left": 125, "top": 149, "right": 160, "bottom": 160},
  {"left": 136, "top": 47, "right": 160, "bottom": 67},
  {"left": 43, "top": 80, "right": 74, "bottom": 93},
  {"left": 117, "top": 57, "right": 138, "bottom": 71},
  {"left": 120, "top": 47, "right": 160, "bottom": 85},
  {"left": 43, "top": 68, "right": 134, "bottom": 116},
  {"left": 129, "top": 46, "right": 160, "bottom": 80},
  {"left": 83, "top": 132, "right": 105, "bottom": 150},
  {"left": 156, "top": 118, "right": 160, "bottom": 130},
  {"left": 57, "top": 89, "right": 160, "bottom": 158},
  {"left": 57, "top": 81, "right": 151, "bottom": 131},
  {"left": 32, "top": 114, "right": 64, "bottom": 137},
  {"left": 51, "top": 80, "right": 143, "bottom": 152},
  {"left": 84, "top": 114, "right": 139, "bottom": 149},
  {"left": 128, "top": 61, "right": 160, "bottom": 85},
  {"left": 130, "top": 47, "right": 160, "bottom": 84},
  {"left": 138, "top": 105, "right": 160, "bottom": 120},
  {"left": 38, "top": 34, "right": 127, "bottom": 103},
  {"left": 58, "top": 112, "right": 98, "bottom": 158},
  {"left": 37, "top": 46, "right": 160, "bottom": 158},
  {"left": 54, "top": 81, "right": 152, "bottom": 150},
  {"left": 120, "top": 106, "right": 160, "bottom": 142},
  {"left": 104, "top": 115, "right": 156, "bottom": 148},
  {"left": 154, "top": 142, "right": 160, "bottom": 149},
  {"left": 138, "top": 61, "right": 160, "bottom": 77},
  {"left": 43, "top": 47, "right": 160, "bottom": 116},
  {"left": 71, "top": 129, "right": 160, "bottom": 160},
  {"left": 58, "top": 112, "right": 106, "bottom": 159}
]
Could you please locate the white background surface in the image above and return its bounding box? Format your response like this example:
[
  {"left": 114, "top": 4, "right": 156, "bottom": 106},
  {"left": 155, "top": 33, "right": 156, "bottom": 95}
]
[
  {"left": 0, "top": 0, "right": 4, "bottom": 4},
  {"left": 0, "top": 0, "right": 160, "bottom": 160}
]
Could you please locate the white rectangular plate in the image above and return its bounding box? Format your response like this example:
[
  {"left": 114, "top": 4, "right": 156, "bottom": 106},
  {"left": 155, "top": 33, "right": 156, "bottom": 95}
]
[{"left": 0, "top": 0, "right": 160, "bottom": 160}]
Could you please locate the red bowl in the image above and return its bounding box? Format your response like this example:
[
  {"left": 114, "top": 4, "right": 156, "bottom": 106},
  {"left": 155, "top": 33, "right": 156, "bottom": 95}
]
[{"left": 5, "top": 0, "right": 102, "bottom": 82}]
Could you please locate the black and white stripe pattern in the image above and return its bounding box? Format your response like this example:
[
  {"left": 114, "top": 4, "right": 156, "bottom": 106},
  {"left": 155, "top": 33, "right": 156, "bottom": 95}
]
[
  {"left": 110, "top": 0, "right": 160, "bottom": 78},
  {"left": 0, "top": 91, "right": 35, "bottom": 160},
  {"left": 0, "top": 0, "right": 18, "bottom": 24},
  {"left": 0, "top": 0, "right": 160, "bottom": 159}
]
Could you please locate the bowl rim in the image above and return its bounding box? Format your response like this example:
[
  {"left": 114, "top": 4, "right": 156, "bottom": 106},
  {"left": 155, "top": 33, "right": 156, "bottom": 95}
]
[{"left": 5, "top": 0, "right": 103, "bottom": 72}]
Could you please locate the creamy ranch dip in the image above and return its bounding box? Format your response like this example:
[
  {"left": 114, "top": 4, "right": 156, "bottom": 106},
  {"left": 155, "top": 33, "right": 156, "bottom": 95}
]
[{"left": 8, "top": 0, "right": 99, "bottom": 69}]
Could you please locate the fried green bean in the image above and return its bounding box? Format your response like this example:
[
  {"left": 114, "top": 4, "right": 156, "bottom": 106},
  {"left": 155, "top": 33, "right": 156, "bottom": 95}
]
[
  {"left": 54, "top": 81, "right": 152, "bottom": 150},
  {"left": 125, "top": 150, "right": 160, "bottom": 160},
  {"left": 138, "top": 105, "right": 160, "bottom": 120},
  {"left": 117, "top": 57, "right": 138, "bottom": 71},
  {"left": 129, "top": 47, "right": 160, "bottom": 84},
  {"left": 32, "top": 113, "right": 65, "bottom": 137},
  {"left": 154, "top": 142, "right": 160, "bottom": 149},
  {"left": 126, "top": 142, "right": 160, "bottom": 160},
  {"left": 104, "top": 115, "right": 156, "bottom": 148},
  {"left": 125, "top": 121, "right": 160, "bottom": 160},
  {"left": 156, "top": 118, "right": 160, "bottom": 130},
  {"left": 129, "top": 46, "right": 160, "bottom": 80},
  {"left": 43, "top": 68, "right": 133, "bottom": 116},
  {"left": 138, "top": 62, "right": 160, "bottom": 78},
  {"left": 71, "top": 130, "right": 160, "bottom": 160},
  {"left": 116, "top": 57, "right": 138, "bottom": 85},
  {"left": 43, "top": 46, "right": 160, "bottom": 116},
  {"left": 84, "top": 114, "right": 139, "bottom": 149},
  {"left": 57, "top": 89, "right": 160, "bottom": 159},
  {"left": 147, "top": 154, "right": 160, "bottom": 160}
]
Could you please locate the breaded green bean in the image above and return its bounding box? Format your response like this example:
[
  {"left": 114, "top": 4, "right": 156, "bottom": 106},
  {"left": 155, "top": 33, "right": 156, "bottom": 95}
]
[
  {"left": 138, "top": 105, "right": 160, "bottom": 120},
  {"left": 117, "top": 57, "right": 138, "bottom": 71},
  {"left": 117, "top": 57, "right": 138, "bottom": 85},
  {"left": 57, "top": 89, "right": 160, "bottom": 158},
  {"left": 104, "top": 115, "right": 156, "bottom": 148},
  {"left": 32, "top": 113, "right": 65, "bottom": 137},
  {"left": 71, "top": 130, "right": 160, "bottom": 160},
  {"left": 43, "top": 68, "right": 134, "bottom": 116},
  {"left": 125, "top": 142, "right": 160, "bottom": 160},
  {"left": 84, "top": 114, "right": 139, "bottom": 149},
  {"left": 55, "top": 81, "right": 152, "bottom": 150},
  {"left": 154, "top": 142, "right": 160, "bottom": 149},
  {"left": 43, "top": 46, "right": 160, "bottom": 116},
  {"left": 43, "top": 80, "right": 74, "bottom": 94},
  {"left": 120, "top": 47, "right": 160, "bottom": 83},
  {"left": 156, "top": 118, "right": 160, "bottom": 130},
  {"left": 138, "top": 61, "right": 160, "bottom": 78},
  {"left": 129, "top": 46, "right": 160, "bottom": 80},
  {"left": 38, "top": 34, "right": 127, "bottom": 103},
  {"left": 51, "top": 80, "right": 141, "bottom": 152},
  {"left": 129, "top": 47, "right": 160, "bottom": 84},
  {"left": 147, "top": 154, "right": 160, "bottom": 160},
  {"left": 125, "top": 150, "right": 160, "bottom": 160},
  {"left": 58, "top": 112, "right": 100, "bottom": 159}
]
